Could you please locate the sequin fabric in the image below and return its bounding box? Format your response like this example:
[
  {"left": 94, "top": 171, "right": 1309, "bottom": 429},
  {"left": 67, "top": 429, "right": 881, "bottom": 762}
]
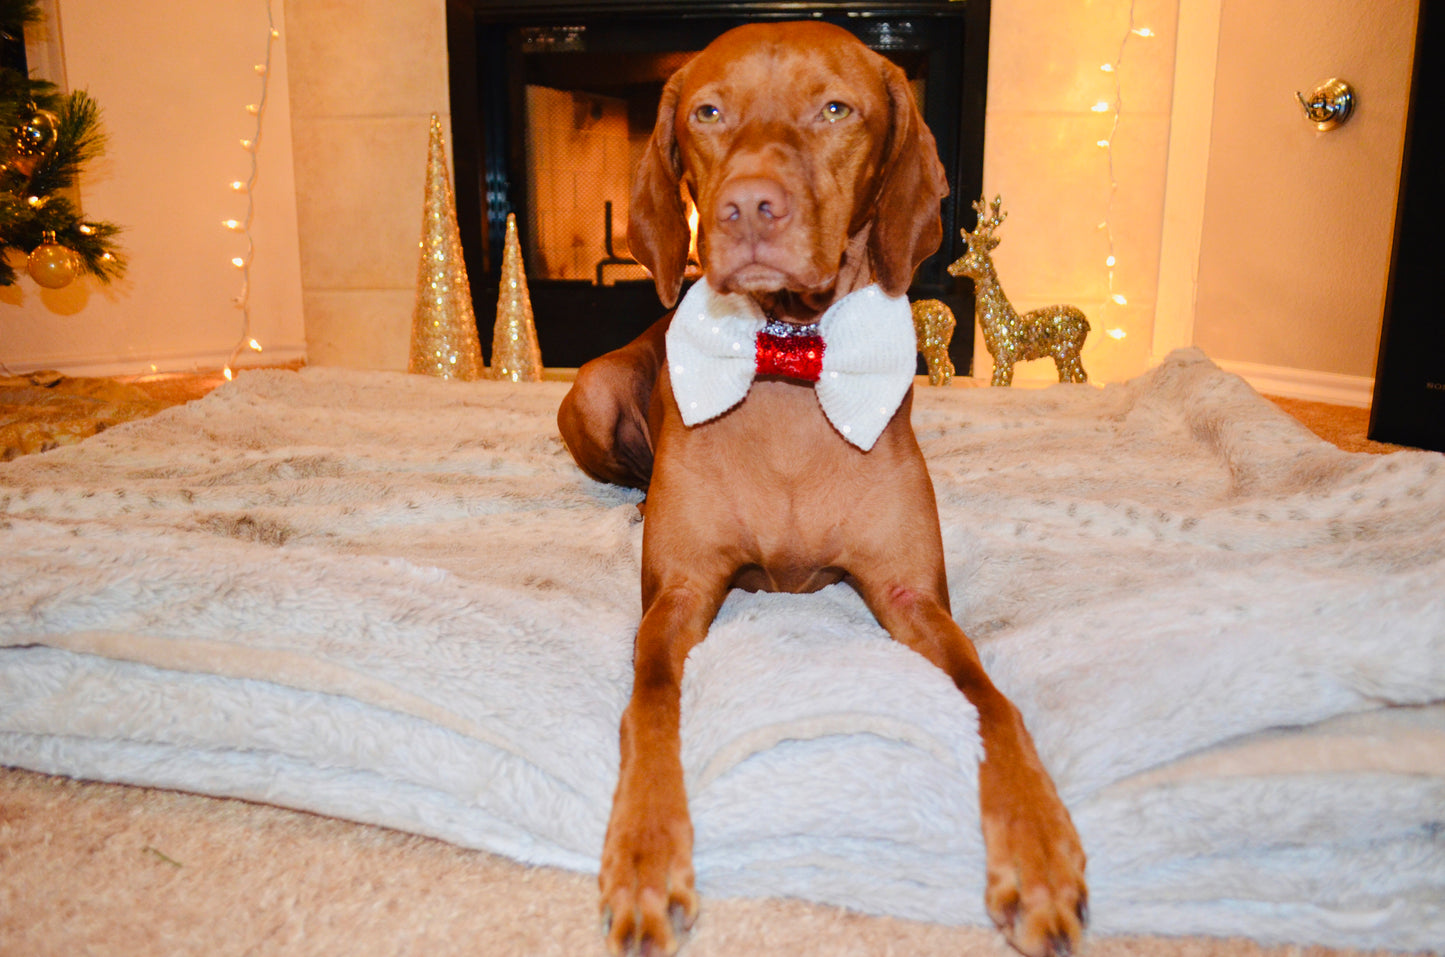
[
  {"left": 408, "top": 115, "right": 485, "bottom": 381},
  {"left": 949, "top": 196, "right": 1089, "bottom": 387},
  {"left": 910, "top": 299, "right": 956, "bottom": 386},
  {"left": 756, "top": 319, "right": 825, "bottom": 381},
  {"left": 490, "top": 213, "right": 544, "bottom": 382}
]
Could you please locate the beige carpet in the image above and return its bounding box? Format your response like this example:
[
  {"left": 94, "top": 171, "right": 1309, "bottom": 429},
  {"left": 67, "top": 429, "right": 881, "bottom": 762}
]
[
  {"left": 1, "top": 768, "right": 1420, "bottom": 957},
  {"left": 0, "top": 368, "right": 1433, "bottom": 957}
]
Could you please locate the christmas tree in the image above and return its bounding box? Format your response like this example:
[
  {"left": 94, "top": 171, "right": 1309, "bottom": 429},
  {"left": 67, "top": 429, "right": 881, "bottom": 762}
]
[{"left": 0, "top": 0, "right": 124, "bottom": 288}]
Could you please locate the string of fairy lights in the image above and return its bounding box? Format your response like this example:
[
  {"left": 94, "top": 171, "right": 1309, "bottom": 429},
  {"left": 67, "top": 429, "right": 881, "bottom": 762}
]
[
  {"left": 220, "top": 0, "right": 277, "bottom": 381},
  {"left": 1092, "top": 0, "right": 1153, "bottom": 343}
]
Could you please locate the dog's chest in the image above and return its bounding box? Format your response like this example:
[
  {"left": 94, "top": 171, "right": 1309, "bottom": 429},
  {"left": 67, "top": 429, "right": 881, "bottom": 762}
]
[
  {"left": 655, "top": 376, "right": 911, "bottom": 580},
  {"left": 717, "top": 378, "right": 872, "bottom": 482}
]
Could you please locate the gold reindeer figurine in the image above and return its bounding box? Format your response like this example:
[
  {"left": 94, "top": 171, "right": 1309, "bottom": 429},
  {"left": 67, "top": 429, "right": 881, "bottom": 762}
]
[
  {"left": 949, "top": 196, "right": 1089, "bottom": 387},
  {"left": 910, "top": 298, "right": 957, "bottom": 386}
]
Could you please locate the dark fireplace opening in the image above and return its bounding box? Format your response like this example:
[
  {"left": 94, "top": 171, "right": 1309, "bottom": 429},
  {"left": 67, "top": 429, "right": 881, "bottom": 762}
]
[{"left": 447, "top": 0, "right": 989, "bottom": 372}]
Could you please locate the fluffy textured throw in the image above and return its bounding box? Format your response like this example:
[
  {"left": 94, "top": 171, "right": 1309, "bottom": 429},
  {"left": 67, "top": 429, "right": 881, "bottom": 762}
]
[{"left": 1, "top": 350, "right": 1441, "bottom": 951}]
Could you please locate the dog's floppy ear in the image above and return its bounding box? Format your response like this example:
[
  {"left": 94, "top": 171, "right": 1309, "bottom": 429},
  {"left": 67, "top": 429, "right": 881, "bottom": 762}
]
[
  {"left": 628, "top": 71, "right": 692, "bottom": 309},
  {"left": 867, "top": 60, "right": 950, "bottom": 298}
]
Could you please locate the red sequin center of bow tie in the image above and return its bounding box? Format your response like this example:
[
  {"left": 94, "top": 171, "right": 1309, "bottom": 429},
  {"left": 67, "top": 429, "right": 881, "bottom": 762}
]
[{"left": 756, "top": 329, "right": 825, "bottom": 382}]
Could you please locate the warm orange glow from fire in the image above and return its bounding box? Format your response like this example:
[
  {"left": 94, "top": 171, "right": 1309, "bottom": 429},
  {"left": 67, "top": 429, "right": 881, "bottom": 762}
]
[{"left": 687, "top": 202, "right": 700, "bottom": 263}]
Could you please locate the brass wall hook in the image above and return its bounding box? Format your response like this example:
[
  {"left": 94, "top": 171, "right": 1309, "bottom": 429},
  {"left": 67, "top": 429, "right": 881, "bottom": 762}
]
[{"left": 1296, "top": 78, "right": 1356, "bottom": 131}]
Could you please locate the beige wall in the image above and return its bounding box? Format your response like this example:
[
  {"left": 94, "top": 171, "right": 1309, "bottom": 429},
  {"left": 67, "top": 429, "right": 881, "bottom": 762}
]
[
  {"left": 1190, "top": 0, "right": 1417, "bottom": 382},
  {"left": 0, "top": 0, "right": 306, "bottom": 376},
  {"left": 2, "top": 0, "right": 1418, "bottom": 401}
]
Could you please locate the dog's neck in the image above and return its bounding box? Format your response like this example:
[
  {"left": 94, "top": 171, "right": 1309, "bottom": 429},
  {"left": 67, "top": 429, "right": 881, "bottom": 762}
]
[{"left": 749, "top": 225, "right": 875, "bottom": 325}]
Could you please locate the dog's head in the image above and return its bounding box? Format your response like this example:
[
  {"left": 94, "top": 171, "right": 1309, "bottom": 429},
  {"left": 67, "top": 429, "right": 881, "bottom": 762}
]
[{"left": 627, "top": 21, "right": 949, "bottom": 316}]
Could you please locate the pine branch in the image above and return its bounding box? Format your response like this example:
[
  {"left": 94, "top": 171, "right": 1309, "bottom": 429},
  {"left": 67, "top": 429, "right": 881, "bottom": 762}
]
[
  {"left": 0, "top": 0, "right": 124, "bottom": 287},
  {"left": 0, "top": 92, "right": 127, "bottom": 284},
  {"left": 0, "top": 66, "right": 47, "bottom": 111},
  {"left": 1, "top": 192, "right": 126, "bottom": 284},
  {"left": 23, "top": 90, "right": 106, "bottom": 196},
  {"left": 0, "top": 0, "right": 42, "bottom": 36},
  {"left": 69, "top": 219, "right": 126, "bottom": 282}
]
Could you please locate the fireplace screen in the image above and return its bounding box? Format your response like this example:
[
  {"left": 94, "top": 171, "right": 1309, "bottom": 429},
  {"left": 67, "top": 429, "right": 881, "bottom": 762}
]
[
  {"left": 523, "top": 82, "right": 644, "bottom": 284},
  {"left": 515, "top": 41, "right": 693, "bottom": 287},
  {"left": 448, "top": 1, "right": 989, "bottom": 371}
]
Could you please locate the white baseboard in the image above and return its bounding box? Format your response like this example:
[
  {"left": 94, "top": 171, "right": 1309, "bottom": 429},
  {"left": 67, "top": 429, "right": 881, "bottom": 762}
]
[
  {"left": 964, "top": 347, "right": 1375, "bottom": 408},
  {"left": 1212, "top": 358, "right": 1375, "bottom": 409},
  {"left": 1, "top": 345, "right": 308, "bottom": 379}
]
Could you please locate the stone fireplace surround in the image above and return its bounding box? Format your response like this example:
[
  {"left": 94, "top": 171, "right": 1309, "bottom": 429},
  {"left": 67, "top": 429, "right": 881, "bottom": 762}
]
[{"left": 285, "top": 0, "right": 1179, "bottom": 383}]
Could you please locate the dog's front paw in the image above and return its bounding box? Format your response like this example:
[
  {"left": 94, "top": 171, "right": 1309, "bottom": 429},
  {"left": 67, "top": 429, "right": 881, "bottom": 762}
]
[
  {"left": 980, "top": 774, "right": 1088, "bottom": 957},
  {"left": 599, "top": 809, "right": 699, "bottom": 956}
]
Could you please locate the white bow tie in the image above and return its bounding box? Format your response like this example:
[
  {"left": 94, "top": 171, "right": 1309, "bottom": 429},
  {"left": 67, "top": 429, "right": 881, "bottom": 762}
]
[{"left": 665, "top": 279, "right": 917, "bottom": 451}]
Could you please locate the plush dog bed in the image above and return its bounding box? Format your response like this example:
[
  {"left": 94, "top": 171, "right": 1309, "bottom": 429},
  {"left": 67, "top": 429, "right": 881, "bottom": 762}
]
[{"left": 1, "top": 349, "right": 1441, "bottom": 951}]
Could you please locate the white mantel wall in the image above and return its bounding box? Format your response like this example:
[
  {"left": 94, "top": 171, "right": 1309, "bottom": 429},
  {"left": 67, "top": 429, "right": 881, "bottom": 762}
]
[
  {"left": 0, "top": 0, "right": 305, "bottom": 376},
  {"left": 0, "top": 0, "right": 1417, "bottom": 401}
]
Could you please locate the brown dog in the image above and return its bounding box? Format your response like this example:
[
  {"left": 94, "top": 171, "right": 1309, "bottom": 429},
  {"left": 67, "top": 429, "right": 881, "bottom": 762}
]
[{"left": 558, "top": 21, "right": 1086, "bottom": 957}]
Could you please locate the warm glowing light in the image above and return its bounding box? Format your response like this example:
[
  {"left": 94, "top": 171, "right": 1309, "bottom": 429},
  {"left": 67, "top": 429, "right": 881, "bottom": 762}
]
[
  {"left": 224, "top": 1, "right": 279, "bottom": 380},
  {"left": 78, "top": 223, "right": 95, "bottom": 235},
  {"left": 223, "top": 367, "right": 235, "bottom": 381},
  {"left": 1092, "top": 2, "right": 1155, "bottom": 349},
  {"left": 687, "top": 202, "right": 700, "bottom": 262}
]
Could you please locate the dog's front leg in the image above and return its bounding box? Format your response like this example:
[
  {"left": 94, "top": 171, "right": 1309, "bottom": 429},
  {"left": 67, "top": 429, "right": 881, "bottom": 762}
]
[
  {"left": 864, "top": 581, "right": 1087, "bottom": 957},
  {"left": 601, "top": 582, "right": 722, "bottom": 956}
]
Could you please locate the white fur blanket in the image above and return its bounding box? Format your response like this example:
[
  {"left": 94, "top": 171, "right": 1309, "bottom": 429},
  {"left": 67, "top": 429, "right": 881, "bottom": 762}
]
[{"left": 1, "top": 350, "right": 1442, "bottom": 951}]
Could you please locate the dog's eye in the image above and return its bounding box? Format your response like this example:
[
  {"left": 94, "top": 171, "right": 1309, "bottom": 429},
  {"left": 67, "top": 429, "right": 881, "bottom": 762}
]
[
  {"left": 822, "top": 101, "right": 852, "bottom": 122},
  {"left": 693, "top": 104, "right": 722, "bottom": 124}
]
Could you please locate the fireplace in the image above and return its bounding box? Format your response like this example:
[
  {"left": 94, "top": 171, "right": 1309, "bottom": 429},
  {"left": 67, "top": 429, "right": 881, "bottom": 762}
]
[{"left": 446, "top": 0, "right": 989, "bottom": 372}]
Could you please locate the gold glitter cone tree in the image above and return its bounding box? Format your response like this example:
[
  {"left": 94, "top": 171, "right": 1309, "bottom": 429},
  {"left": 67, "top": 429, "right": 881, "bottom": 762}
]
[
  {"left": 490, "top": 213, "right": 544, "bottom": 382},
  {"left": 408, "top": 114, "right": 485, "bottom": 380}
]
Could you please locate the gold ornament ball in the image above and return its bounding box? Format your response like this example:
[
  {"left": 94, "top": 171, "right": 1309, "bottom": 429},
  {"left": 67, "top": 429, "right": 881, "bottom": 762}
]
[
  {"left": 13, "top": 107, "right": 60, "bottom": 158},
  {"left": 27, "top": 240, "right": 80, "bottom": 289}
]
